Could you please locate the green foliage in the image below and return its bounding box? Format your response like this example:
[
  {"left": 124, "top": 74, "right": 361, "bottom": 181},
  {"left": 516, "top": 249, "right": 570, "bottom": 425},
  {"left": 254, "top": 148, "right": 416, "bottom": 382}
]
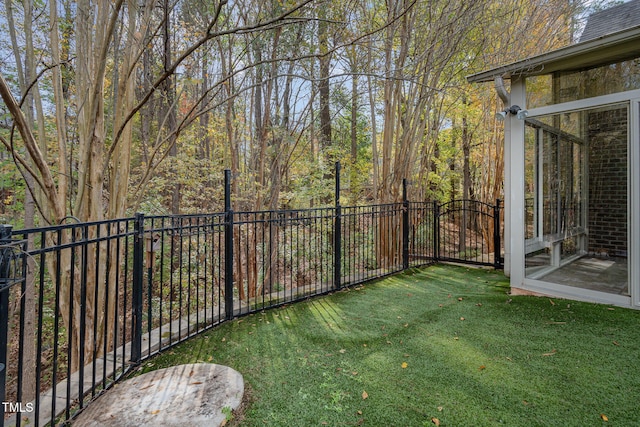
[
  {"left": 221, "top": 406, "right": 234, "bottom": 422},
  {"left": 0, "top": 144, "right": 26, "bottom": 226}
]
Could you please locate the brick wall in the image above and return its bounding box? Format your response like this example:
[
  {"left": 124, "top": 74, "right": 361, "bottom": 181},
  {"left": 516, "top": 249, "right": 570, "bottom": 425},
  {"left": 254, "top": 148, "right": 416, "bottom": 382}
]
[{"left": 587, "top": 107, "right": 627, "bottom": 257}]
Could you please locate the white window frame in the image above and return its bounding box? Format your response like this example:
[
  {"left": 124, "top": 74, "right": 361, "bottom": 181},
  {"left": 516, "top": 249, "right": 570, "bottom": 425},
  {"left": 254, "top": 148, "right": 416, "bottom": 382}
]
[{"left": 520, "top": 89, "right": 640, "bottom": 308}]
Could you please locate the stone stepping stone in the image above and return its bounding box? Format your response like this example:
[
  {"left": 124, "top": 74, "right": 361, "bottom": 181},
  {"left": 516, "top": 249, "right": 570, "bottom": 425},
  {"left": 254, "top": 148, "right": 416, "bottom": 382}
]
[{"left": 73, "top": 363, "right": 244, "bottom": 426}]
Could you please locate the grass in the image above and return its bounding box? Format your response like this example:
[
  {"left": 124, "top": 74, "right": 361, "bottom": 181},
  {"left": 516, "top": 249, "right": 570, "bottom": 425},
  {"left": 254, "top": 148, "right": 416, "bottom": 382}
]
[{"left": 139, "top": 264, "right": 640, "bottom": 426}]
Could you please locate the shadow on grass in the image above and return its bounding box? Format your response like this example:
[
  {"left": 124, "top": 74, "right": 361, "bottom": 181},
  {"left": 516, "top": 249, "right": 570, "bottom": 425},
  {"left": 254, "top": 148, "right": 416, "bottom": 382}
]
[{"left": 140, "top": 264, "right": 640, "bottom": 426}]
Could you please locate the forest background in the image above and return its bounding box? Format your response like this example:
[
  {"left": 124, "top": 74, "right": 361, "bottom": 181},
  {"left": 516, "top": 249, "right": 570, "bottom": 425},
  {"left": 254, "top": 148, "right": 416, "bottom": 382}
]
[{"left": 0, "top": 0, "right": 622, "bottom": 228}]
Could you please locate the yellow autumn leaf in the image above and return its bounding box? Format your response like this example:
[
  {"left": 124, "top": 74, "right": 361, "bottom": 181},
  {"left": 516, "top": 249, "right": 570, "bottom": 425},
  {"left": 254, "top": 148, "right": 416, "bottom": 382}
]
[
  {"left": 401, "top": 362, "right": 408, "bottom": 369},
  {"left": 362, "top": 391, "right": 368, "bottom": 400},
  {"left": 431, "top": 417, "right": 440, "bottom": 426},
  {"left": 600, "top": 414, "right": 609, "bottom": 422}
]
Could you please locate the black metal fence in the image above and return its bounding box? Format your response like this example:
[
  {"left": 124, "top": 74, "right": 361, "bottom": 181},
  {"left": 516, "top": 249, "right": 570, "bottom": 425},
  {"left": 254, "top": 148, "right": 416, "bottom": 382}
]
[{"left": 0, "top": 168, "right": 502, "bottom": 426}]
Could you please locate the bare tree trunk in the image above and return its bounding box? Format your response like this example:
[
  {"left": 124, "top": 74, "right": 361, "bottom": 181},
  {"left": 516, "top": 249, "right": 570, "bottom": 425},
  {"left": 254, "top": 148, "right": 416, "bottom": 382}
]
[
  {"left": 163, "top": 0, "right": 180, "bottom": 215},
  {"left": 5, "top": 0, "right": 41, "bottom": 400},
  {"left": 366, "top": 40, "right": 379, "bottom": 203},
  {"left": 318, "top": 11, "right": 332, "bottom": 152}
]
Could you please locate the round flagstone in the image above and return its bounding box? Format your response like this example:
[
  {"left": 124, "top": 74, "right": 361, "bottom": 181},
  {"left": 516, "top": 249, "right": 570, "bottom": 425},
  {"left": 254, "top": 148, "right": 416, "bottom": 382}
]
[{"left": 73, "top": 363, "right": 244, "bottom": 427}]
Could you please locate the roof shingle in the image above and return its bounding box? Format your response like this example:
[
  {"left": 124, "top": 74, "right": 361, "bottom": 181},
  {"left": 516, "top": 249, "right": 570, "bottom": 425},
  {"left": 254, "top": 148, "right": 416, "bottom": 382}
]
[{"left": 580, "top": 0, "right": 640, "bottom": 42}]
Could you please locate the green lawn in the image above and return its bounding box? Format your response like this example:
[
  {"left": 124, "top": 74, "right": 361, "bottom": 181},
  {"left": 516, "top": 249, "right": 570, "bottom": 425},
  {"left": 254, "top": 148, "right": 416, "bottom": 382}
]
[{"left": 140, "top": 264, "right": 640, "bottom": 426}]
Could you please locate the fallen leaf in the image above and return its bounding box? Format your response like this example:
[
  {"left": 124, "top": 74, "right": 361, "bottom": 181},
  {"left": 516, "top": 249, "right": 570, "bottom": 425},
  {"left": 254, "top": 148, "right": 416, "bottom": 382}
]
[
  {"left": 362, "top": 391, "right": 369, "bottom": 400},
  {"left": 460, "top": 317, "right": 465, "bottom": 321},
  {"left": 150, "top": 410, "right": 160, "bottom": 415},
  {"left": 191, "top": 381, "right": 203, "bottom": 385},
  {"left": 607, "top": 307, "right": 615, "bottom": 311},
  {"left": 438, "top": 304, "right": 443, "bottom": 308},
  {"left": 339, "top": 349, "right": 346, "bottom": 354},
  {"left": 437, "top": 406, "right": 443, "bottom": 412},
  {"left": 542, "top": 349, "right": 557, "bottom": 357},
  {"left": 401, "top": 362, "right": 408, "bottom": 369},
  {"left": 222, "top": 337, "right": 226, "bottom": 342},
  {"left": 549, "top": 299, "right": 556, "bottom": 306},
  {"left": 476, "top": 303, "right": 483, "bottom": 307},
  {"left": 458, "top": 297, "right": 463, "bottom": 301},
  {"left": 600, "top": 414, "right": 609, "bottom": 422},
  {"left": 522, "top": 400, "right": 529, "bottom": 406},
  {"left": 479, "top": 365, "right": 486, "bottom": 371},
  {"left": 613, "top": 341, "right": 619, "bottom": 346},
  {"left": 432, "top": 417, "right": 441, "bottom": 426},
  {"left": 352, "top": 371, "right": 358, "bottom": 376},
  {"left": 357, "top": 410, "right": 363, "bottom": 415},
  {"left": 404, "top": 323, "right": 409, "bottom": 327},
  {"left": 355, "top": 418, "right": 364, "bottom": 426}
]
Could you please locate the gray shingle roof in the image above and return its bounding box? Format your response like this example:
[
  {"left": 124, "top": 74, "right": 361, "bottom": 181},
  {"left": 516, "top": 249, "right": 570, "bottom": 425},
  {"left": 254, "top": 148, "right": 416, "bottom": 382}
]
[{"left": 580, "top": 0, "right": 640, "bottom": 42}]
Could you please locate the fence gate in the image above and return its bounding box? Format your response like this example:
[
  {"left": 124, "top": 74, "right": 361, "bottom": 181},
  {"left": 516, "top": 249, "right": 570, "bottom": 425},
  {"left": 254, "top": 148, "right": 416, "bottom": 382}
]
[{"left": 435, "top": 199, "right": 503, "bottom": 269}]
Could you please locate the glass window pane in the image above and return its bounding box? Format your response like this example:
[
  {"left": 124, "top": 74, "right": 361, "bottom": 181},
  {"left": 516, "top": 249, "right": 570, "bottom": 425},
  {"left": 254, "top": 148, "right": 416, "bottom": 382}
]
[
  {"left": 524, "top": 103, "right": 628, "bottom": 295},
  {"left": 527, "top": 58, "right": 640, "bottom": 108}
]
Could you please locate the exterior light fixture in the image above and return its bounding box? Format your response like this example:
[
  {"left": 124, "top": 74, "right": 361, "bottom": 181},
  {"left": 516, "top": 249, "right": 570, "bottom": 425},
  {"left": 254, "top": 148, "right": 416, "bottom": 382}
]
[
  {"left": 495, "top": 110, "right": 508, "bottom": 121},
  {"left": 516, "top": 108, "right": 529, "bottom": 120},
  {"left": 495, "top": 105, "right": 528, "bottom": 121}
]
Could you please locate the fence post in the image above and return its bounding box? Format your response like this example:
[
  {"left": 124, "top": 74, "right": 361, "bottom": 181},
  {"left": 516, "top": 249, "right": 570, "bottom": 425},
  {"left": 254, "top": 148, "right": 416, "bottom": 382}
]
[
  {"left": 131, "top": 213, "right": 144, "bottom": 365},
  {"left": 433, "top": 201, "right": 439, "bottom": 262},
  {"left": 224, "top": 170, "right": 235, "bottom": 320},
  {"left": 0, "top": 225, "right": 13, "bottom": 427},
  {"left": 334, "top": 162, "right": 342, "bottom": 290},
  {"left": 494, "top": 199, "right": 502, "bottom": 269},
  {"left": 402, "top": 179, "right": 409, "bottom": 270}
]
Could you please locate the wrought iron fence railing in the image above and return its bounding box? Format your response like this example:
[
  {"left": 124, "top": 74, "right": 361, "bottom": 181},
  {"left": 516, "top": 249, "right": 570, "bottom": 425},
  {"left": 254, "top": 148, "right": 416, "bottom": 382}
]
[{"left": 0, "top": 167, "right": 502, "bottom": 426}]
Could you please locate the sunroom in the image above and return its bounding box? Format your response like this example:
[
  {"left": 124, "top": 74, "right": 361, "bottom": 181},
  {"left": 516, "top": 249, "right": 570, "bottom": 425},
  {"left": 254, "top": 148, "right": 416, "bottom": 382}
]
[{"left": 467, "top": 9, "right": 640, "bottom": 308}]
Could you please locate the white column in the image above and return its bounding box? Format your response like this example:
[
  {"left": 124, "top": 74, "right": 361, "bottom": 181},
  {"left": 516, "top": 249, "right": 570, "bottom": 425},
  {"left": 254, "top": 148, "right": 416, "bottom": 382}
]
[{"left": 509, "top": 77, "right": 526, "bottom": 289}]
